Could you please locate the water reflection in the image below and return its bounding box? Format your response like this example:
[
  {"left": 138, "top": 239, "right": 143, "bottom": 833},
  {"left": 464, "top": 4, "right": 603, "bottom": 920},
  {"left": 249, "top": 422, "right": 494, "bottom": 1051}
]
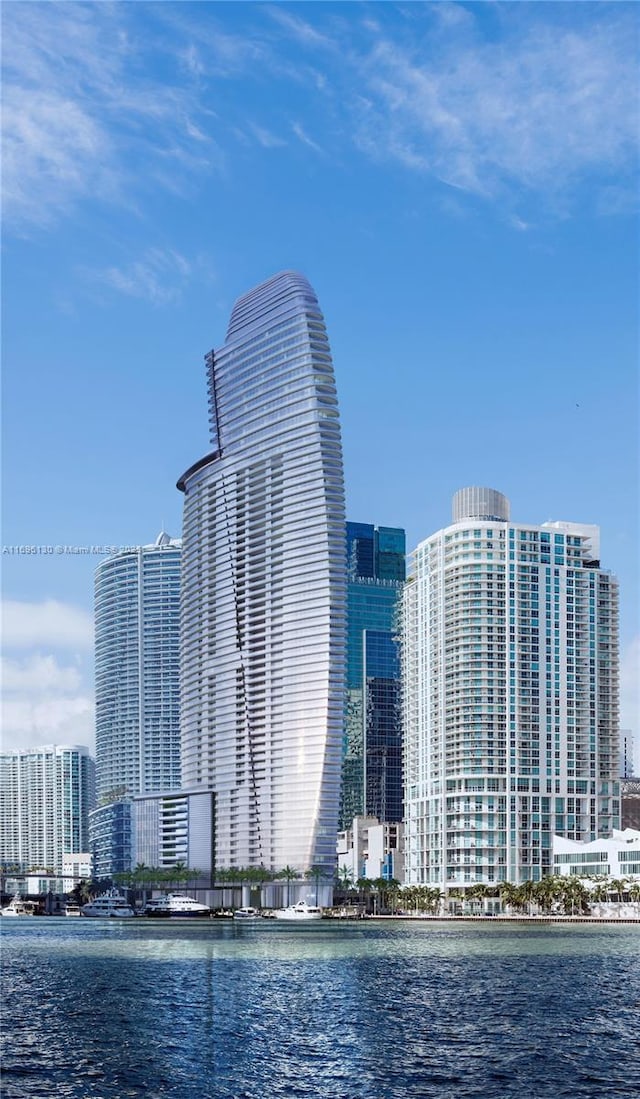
[{"left": 2, "top": 920, "right": 639, "bottom": 1098}]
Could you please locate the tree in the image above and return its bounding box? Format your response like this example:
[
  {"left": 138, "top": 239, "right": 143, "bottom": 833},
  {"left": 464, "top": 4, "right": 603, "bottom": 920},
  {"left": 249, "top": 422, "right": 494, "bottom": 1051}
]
[
  {"left": 305, "top": 866, "right": 329, "bottom": 906},
  {"left": 498, "top": 881, "right": 521, "bottom": 914},
  {"left": 466, "top": 883, "right": 488, "bottom": 914},
  {"left": 278, "top": 865, "right": 301, "bottom": 907},
  {"left": 336, "top": 864, "right": 355, "bottom": 901}
]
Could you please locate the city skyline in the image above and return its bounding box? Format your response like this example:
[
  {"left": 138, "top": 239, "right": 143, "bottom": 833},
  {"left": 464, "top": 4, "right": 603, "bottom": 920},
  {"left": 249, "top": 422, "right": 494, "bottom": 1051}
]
[{"left": 2, "top": 2, "right": 638, "bottom": 753}]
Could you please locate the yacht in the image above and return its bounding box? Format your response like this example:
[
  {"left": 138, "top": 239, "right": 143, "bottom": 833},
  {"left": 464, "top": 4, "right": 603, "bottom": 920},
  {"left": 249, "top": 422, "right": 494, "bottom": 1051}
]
[
  {"left": 81, "top": 889, "right": 136, "bottom": 918},
  {"left": 64, "top": 903, "right": 81, "bottom": 917},
  {"left": 143, "top": 893, "right": 210, "bottom": 918},
  {"left": 273, "top": 900, "right": 323, "bottom": 921},
  {"left": 0, "top": 893, "right": 37, "bottom": 917},
  {"left": 233, "top": 906, "right": 261, "bottom": 920}
]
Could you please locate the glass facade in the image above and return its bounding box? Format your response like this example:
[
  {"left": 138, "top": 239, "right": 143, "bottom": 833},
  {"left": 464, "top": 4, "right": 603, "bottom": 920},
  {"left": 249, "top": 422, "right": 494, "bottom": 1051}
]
[
  {"left": 340, "top": 522, "right": 405, "bottom": 829},
  {"left": 94, "top": 532, "right": 182, "bottom": 803},
  {"left": 89, "top": 800, "right": 133, "bottom": 879},
  {"left": 0, "top": 745, "right": 95, "bottom": 874},
  {"left": 178, "top": 271, "right": 346, "bottom": 884},
  {"left": 404, "top": 488, "right": 620, "bottom": 888}
]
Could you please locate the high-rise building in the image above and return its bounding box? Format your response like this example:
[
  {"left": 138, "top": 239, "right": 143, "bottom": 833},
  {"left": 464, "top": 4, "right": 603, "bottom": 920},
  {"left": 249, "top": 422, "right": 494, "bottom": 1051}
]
[
  {"left": 0, "top": 745, "right": 95, "bottom": 874},
  {"left": 340, "top": 522, "right": 405, "bottom": 829},
  {"left": 178, "top": 271, "right": 346, "bottom": 893},
  {"left": 403, "top": 487, "right": 620, "bottom": 890},
  {"left": 620, "top": 729, "right": 638, "bottom": 778},
  {"left": 94, "top": 532, "right": 182, "bottom": 803}
]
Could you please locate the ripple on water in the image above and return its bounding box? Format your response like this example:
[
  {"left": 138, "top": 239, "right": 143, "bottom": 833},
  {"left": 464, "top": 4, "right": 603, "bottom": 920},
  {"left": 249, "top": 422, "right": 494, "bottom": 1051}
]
[{"left": 1, "top": 920, "right": 639, "bottom": 1098}]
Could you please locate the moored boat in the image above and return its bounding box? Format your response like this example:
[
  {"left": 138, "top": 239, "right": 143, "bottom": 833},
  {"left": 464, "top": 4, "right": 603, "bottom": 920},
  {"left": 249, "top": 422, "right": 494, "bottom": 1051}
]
[
  {"left": 143, "top": 893, "right": 210, "bottom": 918},
  {"left": 81, "top": 889, "right": 135, "bottom": 918},
  {"left": 273, "top": 900, "right": 323, "bottom": 921},
  {"left": 233, "top": 906, "right": 261, "bottom": 920},
  {"left": 0, "top": 893, "right": 37, "bottom": 917}
]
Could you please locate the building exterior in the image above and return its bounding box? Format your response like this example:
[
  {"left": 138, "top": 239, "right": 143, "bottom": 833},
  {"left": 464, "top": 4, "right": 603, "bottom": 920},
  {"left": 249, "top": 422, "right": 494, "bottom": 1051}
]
[
  {"left": 621, "top": 779, "right": 640, "bottom": 830},
  {"left": 132, "top": 788, "right": 215, "bottom": 879},
  {"left": 620, "top": 729, "right": 638, "bottom": 778},
  {"left": 177, "top": 271, "right": 346, "bottom": 898},
  {"left": 0, "top": 745, "right": 95, "bottom": 874},
  {"left": 340, "top": 522, "right": 405, "bottom": 829},
  {"left": 92, "top": 532, "right": 181, "bottom": 875},
  {"left": 90, "top": 800, "right": 134, "bottom": 880},
  {"left": 403, "top": 487, "right": 620, "bottom": 890},
  {"left": 553, "top": 828, "right": 640, "bottom": 880},
  {"left": 337, "top": 816, "right": 404, "bottom": 883},
  {"left": 94, "top": 532, "right": 182, "bottom": 802}
]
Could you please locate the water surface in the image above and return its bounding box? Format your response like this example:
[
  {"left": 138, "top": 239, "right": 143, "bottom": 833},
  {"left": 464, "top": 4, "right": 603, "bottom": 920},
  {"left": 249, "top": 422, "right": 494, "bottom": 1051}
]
[{"left": 2, "top": 919, "right": 638, "bottom": 1098}]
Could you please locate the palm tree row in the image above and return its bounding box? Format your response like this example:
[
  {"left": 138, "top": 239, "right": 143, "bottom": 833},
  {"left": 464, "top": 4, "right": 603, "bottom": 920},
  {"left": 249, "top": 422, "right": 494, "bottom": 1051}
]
[{"left": 447, "top": 875, "right": 640, "bottom": 916}]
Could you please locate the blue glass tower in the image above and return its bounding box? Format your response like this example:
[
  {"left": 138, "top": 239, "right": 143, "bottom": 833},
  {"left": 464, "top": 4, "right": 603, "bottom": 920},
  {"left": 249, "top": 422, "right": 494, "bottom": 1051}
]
[{"left": 340, "top": 523, "right": 405, "bottom": 829}]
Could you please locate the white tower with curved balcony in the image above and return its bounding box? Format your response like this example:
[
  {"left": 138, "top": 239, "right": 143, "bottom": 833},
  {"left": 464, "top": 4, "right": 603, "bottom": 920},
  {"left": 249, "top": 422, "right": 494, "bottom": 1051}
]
[
  {"left": 403, "top": 488, "right": 620, "bottom": 891},
  {"left": 94, "top": 533, "right": 182, "bottom": 802},
  {"left": 178, "top": 271, "right": 346, "bottom": 887}
]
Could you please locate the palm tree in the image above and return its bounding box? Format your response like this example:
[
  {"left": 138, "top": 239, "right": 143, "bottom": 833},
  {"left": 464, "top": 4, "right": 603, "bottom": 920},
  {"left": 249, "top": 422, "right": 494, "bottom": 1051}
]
[
  {"left": 278, "top": 865, "right": 301, "bottom": 907},
  {"left": 628, "top": 881, "right": 640, "bottom": 915},
  {"left": 498, "top": 881, "right": 521, "bottom": 915},
  {"left": 305, "top": 866, "right": 329, "bottom": 907},
  {"left": 336, "top": 864, "right": 355, "bottom": 902},
  {"left": 519, "top": 879, "right": 536, "bottom": 916},
  {"left": 466, "top": 883, "right": 488, "bottom": 915},
  {"left": 608, "top": 878, "right": 628, "bottom": 905}
]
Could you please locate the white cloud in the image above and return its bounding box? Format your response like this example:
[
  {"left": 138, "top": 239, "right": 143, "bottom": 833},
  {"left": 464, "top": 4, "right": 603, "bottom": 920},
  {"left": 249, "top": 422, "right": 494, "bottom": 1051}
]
[
  {"left": 351, "top": 14, "right": 638, "bottom": 205},
  {"left": 83, "top": 247, "right": 214, "bottom": 306},
  {"left": 291, "top": 122, "right": 324, "bottom": 155},
  {"left": 250, "top": 124, "right": 287, "bottom": 149},
  {"left": 2, "top": 600, "right": 93, "bottom": 649},
  {"left": 1, "top": 654, "right": 83, "bottom": 693},
  {"left": 1, "top": 615, "right": 95, "bottom": 751},
  {"left": 1, "top": 3, "right": 218, "bottom": 230},
  {"left": 1, "top": 694, "right": 94, "bottom": 753},
  {"left": 2, "top": 3, "right": 636, "bottom": 232}
]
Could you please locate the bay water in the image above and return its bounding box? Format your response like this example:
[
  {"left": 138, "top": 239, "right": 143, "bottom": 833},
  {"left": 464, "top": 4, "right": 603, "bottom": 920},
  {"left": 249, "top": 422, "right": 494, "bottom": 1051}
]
[{"left": 2, "top": 918, "right": 638, "bottom": 1099}]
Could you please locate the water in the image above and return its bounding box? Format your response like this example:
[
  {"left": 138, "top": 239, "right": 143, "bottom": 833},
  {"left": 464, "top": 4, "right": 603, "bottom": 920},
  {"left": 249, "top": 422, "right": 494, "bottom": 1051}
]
[{"left": 2, "top": 919, "right": 639, "bottom": 1099}]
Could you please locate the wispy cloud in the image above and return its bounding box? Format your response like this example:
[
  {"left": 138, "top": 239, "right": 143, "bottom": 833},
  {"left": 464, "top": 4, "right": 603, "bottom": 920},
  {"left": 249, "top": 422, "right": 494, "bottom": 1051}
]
[
  {"left": 291, "top": 122, "right": 324, "bottom": 155},
  {"left": 85, "top": 248, "right": 202, "bottom": 306},
  {"left": 2, "top": 3, "right": 637, "bottom": 232},
  {"left": 2, "top": 3, "right": 219, "bottom": 230},
  {"left": 250, "top": 124, "right": 287, "bottom": 149},
  {"left": 350, "top": 12, "right": 639, "bottom": 206}
]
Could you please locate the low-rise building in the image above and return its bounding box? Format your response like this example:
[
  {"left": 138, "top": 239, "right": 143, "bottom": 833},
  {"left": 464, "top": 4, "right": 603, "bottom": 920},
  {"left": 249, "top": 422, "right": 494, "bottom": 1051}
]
[
  {"left": 553, "top": 828, "right": 640, "bottom": 880},
  {"left": 337, "top": 816, "right": 403, "bottom": 883}
]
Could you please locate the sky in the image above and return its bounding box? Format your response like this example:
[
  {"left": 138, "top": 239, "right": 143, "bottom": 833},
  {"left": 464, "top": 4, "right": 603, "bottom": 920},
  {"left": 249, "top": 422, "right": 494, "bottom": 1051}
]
[{"left": 1, "top": 1, "right": 638, "bottom": 759}]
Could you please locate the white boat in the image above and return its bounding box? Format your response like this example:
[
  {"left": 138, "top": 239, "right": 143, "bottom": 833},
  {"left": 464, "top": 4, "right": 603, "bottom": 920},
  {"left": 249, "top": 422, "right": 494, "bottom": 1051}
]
[
  {"left": 233, "top": 906, "right": 261, "bottom": 920},
  {"left": 64, "top": 904, "right": 81, "bottom": 917},
  {"left": 273, "top": 900, "right": 323, "bottom": 921},
  {"left": 0, "top": 893, "right": 37, "bottom": 917},
  {"left": 143, "top": 893, "right": 210, "bottom": 918},
  {"left": 81, "top": 889, "right": 135, "bottom": 918}
]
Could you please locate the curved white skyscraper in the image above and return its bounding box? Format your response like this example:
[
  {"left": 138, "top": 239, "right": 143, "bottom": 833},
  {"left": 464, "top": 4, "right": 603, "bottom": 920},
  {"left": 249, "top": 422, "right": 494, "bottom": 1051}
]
[
  {"left": 94, "top": 533, "right": 182, "bottom": 802},
  {"left": 178, "top": 271, "right": 346, "bottom": 881}
]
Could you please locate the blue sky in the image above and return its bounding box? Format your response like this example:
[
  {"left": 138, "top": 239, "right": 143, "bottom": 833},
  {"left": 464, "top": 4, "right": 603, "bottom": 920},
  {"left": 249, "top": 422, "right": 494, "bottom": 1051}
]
[{"left": 1, "top": 1, "right": 638, "bottom": 756}]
